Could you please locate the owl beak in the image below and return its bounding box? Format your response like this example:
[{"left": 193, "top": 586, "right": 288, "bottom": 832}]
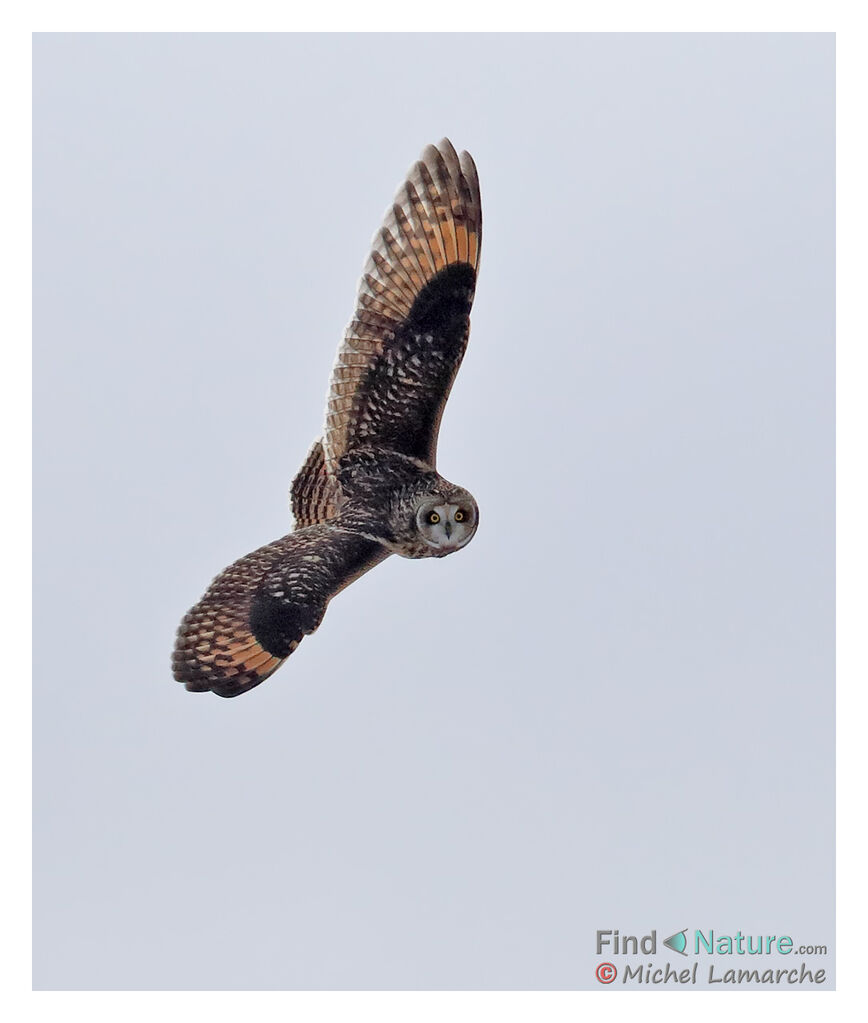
[{"left": 443, "top": 522, "right": 453, "bottom": 539}]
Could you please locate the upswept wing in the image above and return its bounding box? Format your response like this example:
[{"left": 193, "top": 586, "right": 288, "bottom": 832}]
[{"left": 323, "top": 138, "right": 482, "bottom": 474}]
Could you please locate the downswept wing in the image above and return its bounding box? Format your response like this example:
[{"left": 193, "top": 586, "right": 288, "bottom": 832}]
[
  {"left": 172, "top": 526, "right": 387, "bottom": 698},
  {"left": 323, "top": 138, "right": 482, "bottom": 475}
]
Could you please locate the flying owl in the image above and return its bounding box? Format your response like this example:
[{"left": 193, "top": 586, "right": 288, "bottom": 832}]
[{"left": 172, "top": 139, "right": 482, "bottom": 697}]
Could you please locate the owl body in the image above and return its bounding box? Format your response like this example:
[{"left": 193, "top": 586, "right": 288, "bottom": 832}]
[
  {"left": 334, "top": 448, "right": 476, "bottom": 558},
  {"left": 173, "top": 139, "right": 482, "bottom": 697}
]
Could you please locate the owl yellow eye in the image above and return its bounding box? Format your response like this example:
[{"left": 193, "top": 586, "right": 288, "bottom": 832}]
[
  {"left": 454, "top": 509, "right": 465, "bottom": 522},
  {"left": 428, "top": 512, "right": 440, "bottom": 525}
]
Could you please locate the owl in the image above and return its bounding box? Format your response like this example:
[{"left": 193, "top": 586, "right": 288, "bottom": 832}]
[{"left": 172, "top": 139, "right": 482, "bottom": 697}]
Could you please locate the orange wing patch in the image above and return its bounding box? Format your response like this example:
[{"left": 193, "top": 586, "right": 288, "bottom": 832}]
[
  {"left": 323, "top": 138, "right": 482, "bottom": 473},
  {"left": 172, "top": 537, "right": 297, "bottom": 697},
  {"left": 175, "top": 602, "right": 285, "bottom": 695}
]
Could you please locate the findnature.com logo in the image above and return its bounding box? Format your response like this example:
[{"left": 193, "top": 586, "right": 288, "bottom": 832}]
[{"left": 595, "top": 929, "right": 829, "bottom": 987}]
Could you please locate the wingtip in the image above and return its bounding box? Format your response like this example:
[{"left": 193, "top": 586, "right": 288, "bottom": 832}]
[{"left": 436, "top": 136, "right": 460, "bottom": 162}]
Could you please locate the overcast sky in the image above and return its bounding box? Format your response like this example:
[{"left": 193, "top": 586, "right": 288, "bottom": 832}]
[{"left": 34, "top": 33, "right": 834, "bottom": 990}]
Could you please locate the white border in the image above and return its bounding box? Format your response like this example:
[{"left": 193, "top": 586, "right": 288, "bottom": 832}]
[
  {"left": 13, "top": 0, "right": 853, "bottom": 32},
  {"left": 14, "top": 4, "right": 863, "bottom": 1021}
]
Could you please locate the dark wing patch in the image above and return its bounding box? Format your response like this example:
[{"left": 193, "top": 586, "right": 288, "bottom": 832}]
[
  {"left": 172, "top": 527, "right": 387, "bottom": 698},
  {"left": 291, "top": 439, "right": 341, "bottom": 526},
  {"left": 324, "top": 138, "right": 482, "bottom": 472}
]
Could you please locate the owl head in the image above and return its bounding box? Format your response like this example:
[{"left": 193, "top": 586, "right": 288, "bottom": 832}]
[{"left": 395, "top": 484, "right": 479, "bottom": 559}]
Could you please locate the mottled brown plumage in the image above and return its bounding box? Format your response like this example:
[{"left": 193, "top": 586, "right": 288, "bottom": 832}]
[
  {"left": 172, "top": 139, "right": 482, "bottom": 697},
  {"left": 325, "top": 139, "right": 481, "bottom": 473}
]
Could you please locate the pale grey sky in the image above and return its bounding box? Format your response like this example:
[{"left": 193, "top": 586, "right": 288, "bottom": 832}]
[{"left": 34, "top": 33, "right": 834, "bottom": 990}]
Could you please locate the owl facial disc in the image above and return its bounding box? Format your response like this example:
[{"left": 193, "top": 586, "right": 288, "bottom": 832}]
[{"left": 415, "top": 494, "right": 478, "bottom": 555}]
